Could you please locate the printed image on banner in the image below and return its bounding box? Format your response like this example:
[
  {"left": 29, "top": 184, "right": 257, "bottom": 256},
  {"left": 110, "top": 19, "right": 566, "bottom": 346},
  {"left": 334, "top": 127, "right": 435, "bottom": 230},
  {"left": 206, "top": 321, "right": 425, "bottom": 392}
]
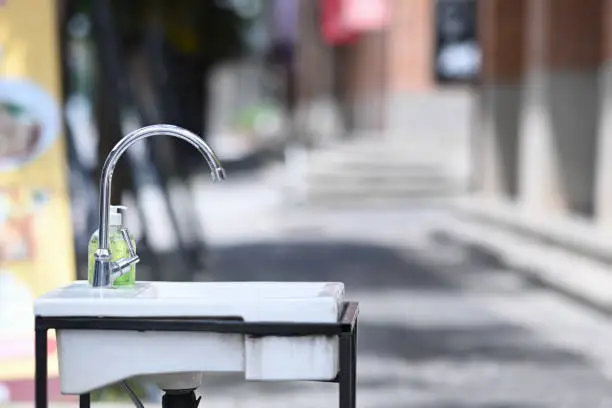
[{"left": 0, "top": 79, "right": 61, "bottom": 172}]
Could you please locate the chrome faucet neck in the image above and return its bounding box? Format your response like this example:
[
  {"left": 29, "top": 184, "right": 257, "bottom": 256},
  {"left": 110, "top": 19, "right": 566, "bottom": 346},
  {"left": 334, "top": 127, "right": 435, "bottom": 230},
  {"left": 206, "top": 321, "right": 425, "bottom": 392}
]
[{"left": 91, "top": 124, "right": 226, "bottom": 288}]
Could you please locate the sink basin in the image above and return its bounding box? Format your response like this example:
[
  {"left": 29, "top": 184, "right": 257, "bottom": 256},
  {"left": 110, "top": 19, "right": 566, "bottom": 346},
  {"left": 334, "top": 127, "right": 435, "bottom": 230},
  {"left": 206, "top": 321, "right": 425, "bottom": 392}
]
[{"left": 34, "top": 281, "right": 345, "bottom": 394}]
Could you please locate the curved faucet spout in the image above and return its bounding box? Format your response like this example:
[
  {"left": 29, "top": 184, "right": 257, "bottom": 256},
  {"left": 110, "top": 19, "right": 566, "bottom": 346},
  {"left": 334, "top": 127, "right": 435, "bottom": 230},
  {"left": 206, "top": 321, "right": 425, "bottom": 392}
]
[{"left": 92, "top": 124, "right": 225, "bottom": 288}]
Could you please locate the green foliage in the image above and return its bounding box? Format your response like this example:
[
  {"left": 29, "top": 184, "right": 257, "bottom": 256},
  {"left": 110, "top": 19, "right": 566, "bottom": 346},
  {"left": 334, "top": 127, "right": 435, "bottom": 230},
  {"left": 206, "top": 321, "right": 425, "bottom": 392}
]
[{"left": 231, "top": 102, "right": 282, "bottom": 132}]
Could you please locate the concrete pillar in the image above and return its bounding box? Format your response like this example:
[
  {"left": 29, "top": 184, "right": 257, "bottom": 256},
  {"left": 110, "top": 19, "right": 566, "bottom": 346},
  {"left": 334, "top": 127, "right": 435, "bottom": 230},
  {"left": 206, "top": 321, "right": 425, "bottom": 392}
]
[
  {"left": 345, "top": 31, "right": 387, "bottom": 133},
  {"left": 518, "top": 0, "right": 602, "bottom": 216},
  {"left": 473, "top": 0, "right": 525, "bottom": 198},
  {"left": 294, "top": 0, "right": 341, "bottom": 145},
  {"left": 595, "top": 1, "right": 612, "bottom": 226},
  {"left": 385, "top": 0, "right": 436, "bottom": 137}
]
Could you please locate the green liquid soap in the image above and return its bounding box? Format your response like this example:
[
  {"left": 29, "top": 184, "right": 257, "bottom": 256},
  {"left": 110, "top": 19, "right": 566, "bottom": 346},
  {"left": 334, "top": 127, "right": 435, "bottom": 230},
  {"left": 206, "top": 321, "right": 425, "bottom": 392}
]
[
  {"left": 87, "top": 229, "right": 136, "bottom": 287},
  {"left": 87, "top": 205, "right": 136, "bottom": 287}
]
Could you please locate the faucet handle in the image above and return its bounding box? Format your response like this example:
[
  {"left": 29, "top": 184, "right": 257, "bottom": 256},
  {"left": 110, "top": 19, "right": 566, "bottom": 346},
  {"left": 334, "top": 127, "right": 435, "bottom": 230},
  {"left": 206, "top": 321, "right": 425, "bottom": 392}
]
[
  {"left": 111, "top": 254, "right": 140, "bottom": 276},
  {"left": 120, "top": 227, "right": 136, "bottom": 257},
  {"left": 110, "top": 227, "right": 139, "bottom": 279}
]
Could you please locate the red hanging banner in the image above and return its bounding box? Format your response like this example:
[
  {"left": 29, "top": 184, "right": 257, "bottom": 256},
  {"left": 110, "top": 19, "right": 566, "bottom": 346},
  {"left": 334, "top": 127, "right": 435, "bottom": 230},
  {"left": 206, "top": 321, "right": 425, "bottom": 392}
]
[
  {"left": 341, "top": 0, "right": 390, "bottom": 32},
  {"left": 320, "top": 0, "right": 359, "bottom": 45}
]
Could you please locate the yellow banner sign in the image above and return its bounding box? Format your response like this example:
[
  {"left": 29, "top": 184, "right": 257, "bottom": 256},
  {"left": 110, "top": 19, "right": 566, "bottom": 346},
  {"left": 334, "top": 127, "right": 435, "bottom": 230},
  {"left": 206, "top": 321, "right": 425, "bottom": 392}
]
[{"left": 0, "top": 0, "right": 76, "bottom": 396}]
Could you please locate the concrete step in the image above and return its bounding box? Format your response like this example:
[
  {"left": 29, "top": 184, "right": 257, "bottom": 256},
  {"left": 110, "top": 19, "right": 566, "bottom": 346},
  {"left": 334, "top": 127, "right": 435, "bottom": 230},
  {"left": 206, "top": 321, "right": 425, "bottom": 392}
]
[
  {"left": 305, "top": 191, "right": 461, "bottom": 207},
  {"left": 305, "top": 153, "right": 460, "bottom": 185},
  {"left": 320, "top": 137, "right": 439, "bottom": 152},
  {"left": 306, "top": 177, "right": 460, "bottom": 196},
  {"left": 306, "top": 157, "right": 453, "bottom": 173},
  {"left": 439, "top": 215, "right": 612, "bottom": 316},
  {"left": 304, "top": 181, "right": 463, "bottom": 207},
  {"left": 306, "top": 185, "right": 461, "bottom": 199},
  {"left": 293, "top": 137, "right": 463, "bottom": 207},
  {"left": 307, "top": 160, "right": 449, "bottom": 176},
  {"left": 307, "top": 177, "right": 460, "bottom": 191},
  {"left": 310, "top": 149, "right": 444, "bottom": 167},
  {"left": 306, "top": 150, "right": 454, "bottom": 181}
]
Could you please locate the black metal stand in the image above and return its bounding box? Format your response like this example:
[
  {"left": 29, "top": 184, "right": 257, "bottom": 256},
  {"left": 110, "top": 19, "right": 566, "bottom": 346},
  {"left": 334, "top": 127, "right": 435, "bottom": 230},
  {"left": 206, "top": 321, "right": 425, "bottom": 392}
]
[{"left": 35, "top": 302, "right": 358, "bottom": 408}]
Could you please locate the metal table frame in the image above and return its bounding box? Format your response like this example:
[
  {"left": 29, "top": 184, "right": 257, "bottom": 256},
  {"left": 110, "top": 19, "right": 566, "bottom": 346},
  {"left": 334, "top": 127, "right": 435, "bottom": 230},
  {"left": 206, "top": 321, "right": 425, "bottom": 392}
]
[{"left": 35, "top": 302, "right": 358, "bottom": 408}]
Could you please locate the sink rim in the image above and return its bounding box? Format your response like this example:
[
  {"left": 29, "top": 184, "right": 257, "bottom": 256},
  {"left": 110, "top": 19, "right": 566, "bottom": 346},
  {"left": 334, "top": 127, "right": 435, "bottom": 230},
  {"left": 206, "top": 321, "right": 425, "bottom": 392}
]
[
  {"left": 34, "top": 281, "right": 345, "bottom": 322},
  {"left": 141, "top": 281, "right": 345, "bottom": 299}
]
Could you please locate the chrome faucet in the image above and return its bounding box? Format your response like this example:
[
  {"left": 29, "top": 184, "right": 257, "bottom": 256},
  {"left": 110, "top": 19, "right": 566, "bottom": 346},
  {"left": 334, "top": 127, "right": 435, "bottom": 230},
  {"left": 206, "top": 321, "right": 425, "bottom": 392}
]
[{"left": 91, "top": 124, "right": 226, "bottom": 288}]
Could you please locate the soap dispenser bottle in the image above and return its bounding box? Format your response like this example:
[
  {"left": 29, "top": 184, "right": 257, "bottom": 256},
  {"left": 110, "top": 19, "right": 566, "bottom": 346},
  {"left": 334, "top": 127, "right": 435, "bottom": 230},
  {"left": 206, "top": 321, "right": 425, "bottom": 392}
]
[{"left": 87, "top": 205, "right": 136, "bottom": 287}]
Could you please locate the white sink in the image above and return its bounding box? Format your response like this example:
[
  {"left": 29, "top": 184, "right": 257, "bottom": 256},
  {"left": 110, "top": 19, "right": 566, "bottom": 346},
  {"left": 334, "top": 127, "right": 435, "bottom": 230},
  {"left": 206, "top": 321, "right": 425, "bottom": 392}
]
[{"left": 34, "top": 281, "right": 346, "bottom": 394}]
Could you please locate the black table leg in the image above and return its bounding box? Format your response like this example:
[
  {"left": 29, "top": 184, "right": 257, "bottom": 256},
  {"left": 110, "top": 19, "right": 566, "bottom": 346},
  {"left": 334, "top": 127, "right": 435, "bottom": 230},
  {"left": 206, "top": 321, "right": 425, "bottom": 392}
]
[
  {"left": 35, "top": 327, "right": 48, "bottom": 408},
  {"left": 80, "top": 393, "right": 91, "bottom": 408},
  {"left": 352, "top": 321, "right": 357, "bottom": 406},
  {"left": 339, "top": 332, "right": 355, "bottom": 408}
]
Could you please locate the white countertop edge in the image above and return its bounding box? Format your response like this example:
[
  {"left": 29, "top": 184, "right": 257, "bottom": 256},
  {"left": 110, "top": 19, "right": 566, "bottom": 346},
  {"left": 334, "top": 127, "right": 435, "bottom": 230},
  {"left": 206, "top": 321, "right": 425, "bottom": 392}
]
[{"left": 33, "top": 281, "right": 345, "bottom": 323}]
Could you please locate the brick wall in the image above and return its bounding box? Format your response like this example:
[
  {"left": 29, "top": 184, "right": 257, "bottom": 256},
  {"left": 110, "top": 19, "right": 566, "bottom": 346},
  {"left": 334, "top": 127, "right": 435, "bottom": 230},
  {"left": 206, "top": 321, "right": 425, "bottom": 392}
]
[
  {"left": 545, "top": 0, "right": 603, "bottom": 71},
  {"left": 478, "top": 0, "right": 525, "bottom": 84},
  {"left": 604, "top": 0, "right": 612, "bottom": 59},
  {"left": 480, "top": 0, "right": 604, "bottom": 81},
  {"left": 386, "top": 0, "right": 434, "bottom": 92}
]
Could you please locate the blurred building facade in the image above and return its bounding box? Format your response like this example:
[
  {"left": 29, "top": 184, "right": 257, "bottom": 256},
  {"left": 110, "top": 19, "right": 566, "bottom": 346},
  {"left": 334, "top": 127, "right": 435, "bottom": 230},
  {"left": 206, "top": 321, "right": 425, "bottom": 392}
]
[
  {"left": 294, "top": 0, "right": 477, "bottom": 141},
  {"left": 467, "top": 1, "right": 612, "bottom": 252},
  {"left": 473, "top": 0, "right": 601, "bottom": 213},
  {"left": 291, "top": 0, "right": 477, "bottom": 205}
]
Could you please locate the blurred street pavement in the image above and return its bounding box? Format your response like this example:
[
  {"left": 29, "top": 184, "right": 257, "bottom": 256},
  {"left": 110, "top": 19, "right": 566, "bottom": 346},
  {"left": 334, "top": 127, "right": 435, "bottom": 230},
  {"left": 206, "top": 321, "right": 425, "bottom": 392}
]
[{"left": 14, "top": 166, "right": 612, "bottom": 407}]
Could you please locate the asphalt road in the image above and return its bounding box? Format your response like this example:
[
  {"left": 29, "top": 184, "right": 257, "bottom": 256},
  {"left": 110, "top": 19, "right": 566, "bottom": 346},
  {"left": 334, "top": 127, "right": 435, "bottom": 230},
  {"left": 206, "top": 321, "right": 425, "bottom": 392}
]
[{"left": 186, "top": 175, "right": 612, "bottom": 408}]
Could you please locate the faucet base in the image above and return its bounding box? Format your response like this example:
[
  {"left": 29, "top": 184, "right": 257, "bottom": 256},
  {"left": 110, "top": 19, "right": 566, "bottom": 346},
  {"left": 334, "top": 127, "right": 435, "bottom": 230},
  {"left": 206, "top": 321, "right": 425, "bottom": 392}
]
[{"left": 92, "top": 250, "right": 113, "bottom": 287}]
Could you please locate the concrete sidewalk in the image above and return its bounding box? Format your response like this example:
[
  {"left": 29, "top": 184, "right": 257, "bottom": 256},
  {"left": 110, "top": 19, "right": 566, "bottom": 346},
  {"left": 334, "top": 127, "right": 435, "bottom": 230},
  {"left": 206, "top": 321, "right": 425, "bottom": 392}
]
[{"left": 440, "top": 197, "right": 612, "bottom": 316}]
